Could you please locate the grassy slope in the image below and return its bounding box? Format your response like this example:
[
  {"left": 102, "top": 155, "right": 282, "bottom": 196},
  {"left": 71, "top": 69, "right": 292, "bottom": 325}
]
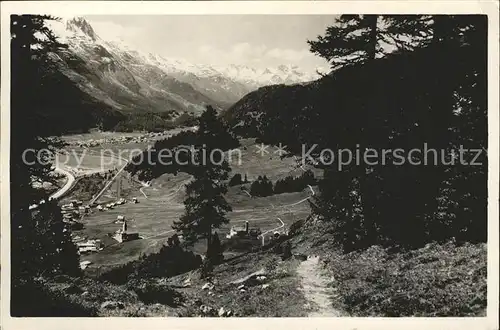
[
  {"left": 78, "top": 176, "right": 311, "bottom": 270},
  {"left": 40, "top": 246, "right": 307, "bottom": 317},
  {"left": 167, "top": 250, "right": 308, "bottom": 317},
  {"left": 40, "top": 276, "right": 179, "bottom": 317},
  {"left": 159, "top": 219, "right": 487, "bottom": 317},
  {"left": 40, "top": 218, "right": 487, "bottom": 317}
]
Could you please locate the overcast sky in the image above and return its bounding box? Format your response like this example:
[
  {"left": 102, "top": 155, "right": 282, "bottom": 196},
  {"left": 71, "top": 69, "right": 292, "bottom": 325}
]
[{"left": 85, "top": 15, "right": 334, "bottom": 71}]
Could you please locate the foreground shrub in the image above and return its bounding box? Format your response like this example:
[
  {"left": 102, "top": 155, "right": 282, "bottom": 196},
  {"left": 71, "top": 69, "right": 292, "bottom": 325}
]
[
  {"left": 127, "top": 279, "right": 184, "bottom": 306},
  {"left": 224, "top": 236, "right": 262, "bottom": 253},
  {"left": 11, "top": 279, "right": 97, "bottom": 317},
  {"left": 100, "top": 245, "right": 202, "bottom": 285},
  {"left": 322, "top": 241, "right": 487, "bottom": 316}
]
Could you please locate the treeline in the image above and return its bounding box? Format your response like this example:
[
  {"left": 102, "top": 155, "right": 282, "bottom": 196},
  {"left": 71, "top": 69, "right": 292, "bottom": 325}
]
[
  {"left": 228, "top": 171, "right": 317, "bottom": 197},
  {"left": 126, "top": 106, "right": 239, "bottom": 182},
  {"left": 250, "top": 175, "right": 274, "bottom": 197},
  {"left": 227, "top": 15, "right": 487, "bottom": 252},
  {"left": 111, "top": 111, "right": 177, "bottom": 132},
  {"left": 248, "top": 170, "right": 316, "bottom": 197},
  {"left": 274, "top": 170, "right": 316, "bottom": 194}
]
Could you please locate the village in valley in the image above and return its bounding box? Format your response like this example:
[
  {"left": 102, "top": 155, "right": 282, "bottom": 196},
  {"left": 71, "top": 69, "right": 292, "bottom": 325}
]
[{"left": 25, "top": 122, "right": 302, "bottom": 281}]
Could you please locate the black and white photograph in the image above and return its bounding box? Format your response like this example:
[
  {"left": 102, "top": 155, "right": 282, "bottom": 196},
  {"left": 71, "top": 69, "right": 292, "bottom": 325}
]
[{"left": 1, "top": 1, "right": 499, "bottom": 328}]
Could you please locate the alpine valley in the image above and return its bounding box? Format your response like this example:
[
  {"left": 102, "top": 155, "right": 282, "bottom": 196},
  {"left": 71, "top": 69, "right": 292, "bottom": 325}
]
[{"left": 45, "top": 17, "right": 323, "bottom": 132}]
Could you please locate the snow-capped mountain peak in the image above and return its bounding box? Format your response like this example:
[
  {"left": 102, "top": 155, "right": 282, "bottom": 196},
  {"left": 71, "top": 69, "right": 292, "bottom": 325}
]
[
  {"left": 47, "top": 16, "right": 324, "bottom": 115},
  {"left": 66, "top": 17, "right": 97, "bottom": 41},
  {"left": 55, "top": 17, "right": 322, "bottom": 87}
]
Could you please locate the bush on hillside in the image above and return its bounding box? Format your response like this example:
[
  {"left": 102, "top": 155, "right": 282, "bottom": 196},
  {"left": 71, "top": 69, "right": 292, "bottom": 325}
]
[
  {"left": 200, "top": 258, "right": 214, "bottom": 279},
  {"left": 224, "top": 236, "right": 262, "bottom": 253},
  {"left": 127, "top": 279, "right": 184, "bottom": 306},
  {"left": 288, "top": 219, "right": 305, "bottom": 236}
]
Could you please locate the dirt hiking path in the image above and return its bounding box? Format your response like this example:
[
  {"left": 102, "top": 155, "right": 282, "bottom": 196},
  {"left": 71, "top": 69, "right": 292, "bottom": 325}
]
[{"left": 297, "top": 256, "right": 344, "bottom": 317}]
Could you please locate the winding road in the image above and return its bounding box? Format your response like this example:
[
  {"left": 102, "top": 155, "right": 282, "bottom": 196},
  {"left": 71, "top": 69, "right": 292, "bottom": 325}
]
[
  {"left": 30, "top": 166, "right": 76, "bottom": 209},
  {"left": 49, "top": 167, "right": 76, "bottom": 200},
  {"left": 87, "top": 164, "right": 318, "bottom": 269},
  {"left": 29, "top": 150, "right": 132, "bottom": 212},
  {"left": 32, "top": 149, "right": 128, "bottom": 208}
]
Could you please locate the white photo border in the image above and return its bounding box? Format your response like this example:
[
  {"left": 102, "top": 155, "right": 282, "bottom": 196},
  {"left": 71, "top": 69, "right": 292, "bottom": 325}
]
[{"left": 1, "top": 1, "right": 498, "bottom": 330}]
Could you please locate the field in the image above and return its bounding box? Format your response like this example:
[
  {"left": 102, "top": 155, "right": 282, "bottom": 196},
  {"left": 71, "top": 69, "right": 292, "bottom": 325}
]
[
  {"left": 56, "top": 151, "right": 124, "bottom": 176},
  {"left": 60, "top": 136, "right": 319, "bottom": 272},
  {"left": 77, "top": 173, "right": 312, "bottom": 272},
  {"left": 227, "top": 138, "right": 323, "bottom": 181}
]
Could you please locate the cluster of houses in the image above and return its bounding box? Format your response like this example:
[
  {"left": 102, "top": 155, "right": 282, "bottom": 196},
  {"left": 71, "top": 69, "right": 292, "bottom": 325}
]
[
  {"left": 95, "top": 197, "right": 138, "bottom": 212},
  {"left": 225, "top": 221, "right": 288, "bottom": 247},
  {"left": 65, "top": 131, "right": 174, "bottom": 148},
  {"left": 63, "top": 196, "right": 138, "bottom": 216},
  {"left": 61, "top": 199, "right": 88, "bottom": 229},
  {"left": 73, "top": 235, "right": 103, "bottom": 255},
  {"left": 226, "top": 221, "right": 262, "bottom": 239},
  {"left": 63, "top": 196, "right": 141, "bottom": 257}
]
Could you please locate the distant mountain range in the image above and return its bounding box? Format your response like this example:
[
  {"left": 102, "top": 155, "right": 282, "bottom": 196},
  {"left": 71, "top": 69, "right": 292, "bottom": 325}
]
[{"left": 48, "top": 17, "right": 324, "bottom": 117}]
